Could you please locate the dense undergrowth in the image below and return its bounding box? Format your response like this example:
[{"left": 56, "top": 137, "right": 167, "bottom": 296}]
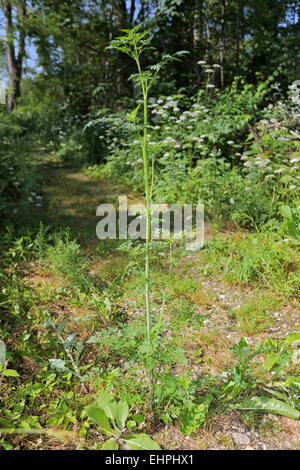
[
  {"left": 85, "top": 77, "right": 300, "bottom": 230},
  {"left": 0, "top": 213, "right": 299, "bottom": 449},
  {"left": 0, "top": 61, "right": 299, "bottom": 450}
]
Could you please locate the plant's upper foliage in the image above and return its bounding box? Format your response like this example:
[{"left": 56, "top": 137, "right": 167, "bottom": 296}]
[{"left": 108, "top": 25, "right": 152, "bottom": 59}]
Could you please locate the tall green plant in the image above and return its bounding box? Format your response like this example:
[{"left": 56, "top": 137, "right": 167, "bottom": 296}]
[{"left": 107, "top": 26, "right": 188, "bottom": 408}]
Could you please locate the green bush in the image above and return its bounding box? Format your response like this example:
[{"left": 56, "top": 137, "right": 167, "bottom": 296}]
[
  {"left": 0, "top": 110, "right": 40, "bottom": 224},
  {"left": 84, "top": 77, "right": 299, "bottom": 228}
]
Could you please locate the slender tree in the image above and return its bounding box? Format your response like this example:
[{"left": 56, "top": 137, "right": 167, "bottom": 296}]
[
  {"left": 235, "top": 0, "right": 242, "bottom": 76},
  {"left": 1, "top": 0, "right": 27, "bottom": 110}
]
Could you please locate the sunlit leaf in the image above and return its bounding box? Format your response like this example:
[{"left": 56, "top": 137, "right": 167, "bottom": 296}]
[
  {"left": 233, "top": 396, "right": 299, "bottom": 419},
  {"left": 86, "top": 406, "right": 113, "bottom": 435},
  {"left": 123, "top": 433, "right": 161, "bottom": 450}
]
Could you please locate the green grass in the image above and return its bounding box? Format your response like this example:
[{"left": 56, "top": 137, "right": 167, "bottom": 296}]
[
  {"left": 1, "top": 153, "right": 299, "bottom": 450},
  {"left": 198, "top": 232, "right": 300, "bottom": 299},
  {"left": 231, "top": 292, "right": 283, "bottom": 335}
]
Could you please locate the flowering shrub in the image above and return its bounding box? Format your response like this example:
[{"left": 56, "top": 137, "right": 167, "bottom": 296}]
[{"left": 85, "top": 78, "right": 299, "bottom": 229}]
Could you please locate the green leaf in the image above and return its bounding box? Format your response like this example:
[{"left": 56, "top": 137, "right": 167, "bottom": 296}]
[
  {"left": 126, "top": 104, "right": 141, "bottom": 124},
  {"left": 75, "top": 340, "right": 84, "bottom": 363},
  {"left": 103, "top": 439, "right": 119, "bottom": 450},
  {"left": 2, "top": 369, "right": 20, "bottom": 377},
  {"left": 263, "top": 387, "right": 288, "bottom": 401},
  {"left": 264, "top": 352, "right": 281, "bottom": 371},
  {"left": 49, "top": 358, "right": 70, "bottom": 373},
  {"left": 96, "top": 392, "right": 117, "bottom": 422},
  {"left": 283, "top": 332, "right": 300, "bottom": 346},
  {"left": 279, "top": 205, "right": 292, "bottom": 220},
  {"left": 272, "top": 350, "right": 291, "bottom": 378},
  {"left": 116, "top": 400, "right": 129, "bottom": 430},
  {"left": 85, "top": 406, "right": 113, "bottom": 436},
  {"left": 43, "top": 320, "right": 56, "bottom": 328},
  {"left": 0, "top": 438, "right": 13, "bottom": 450},
  {"left": 56, "top": 319, "right": 66, "bottom": 335},
  {"left": 233, "top": 337, "right": 248, "bottom": 360},
  {"left": 126, "top": 420, "right": 137, "bottom": 430},
  {"left": 278, "top": 376, "right": 300, "bottom": 391},
  {"left": 180, "top": 394, "right": 213, "bottom": 436},
  {"left": 132, "top": 413, "right": 144, "bottom": 424},
  {"left": 64, "top": 333, "right": 77, "bottom": 351},
  {"left": 233, "top": 396, "right": 299, "bottom": 419},
  {"left": 123, "top": 433, "right": 161, "bottom": 450}
]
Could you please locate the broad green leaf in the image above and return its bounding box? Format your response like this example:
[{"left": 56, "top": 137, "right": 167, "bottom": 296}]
[
  {"left": 96, "top": 392, "right": 117, "bottom": 422},
  {"left": 123, "top": 433, "right": 161, "bottom": 450},
  {"left": 103, "top": 439, "right": 119, "bottom": 450},
  {"left": 64, "top": 333, "right": 77, "bottom": 351},
  {"left": 264, "top": 352, "right": 280, "bottom": 371},
  {"left": 283, "top": 332, "right": 300, "bottom": 346},
  {"left": 233, "top": 396, "right": 299, "bottom": 419},
  {"left": 55, "top": 319, "right": 66, "bottom": 335},
  {"left": 180, "top": 394, "right": 213, "bottom": 436},
  {"left": 0, "top": 341, "right": 6, "bottom": 364},
  {"left": 116, "top": 400, "right": 129, "bottom": 430},
  {"left": 279, "top": 205, "right": 292, "bottom": 220},
  {"left": 263, "top": 387, "right": 288, "bottom": 401},
  {"left": 2, "top": 369, "right": 19, "bottom": 377},
  {"left": 75, "top": 340, "right": 84, "bottom": 363},
  {"left": 49, "top": 358, "right": 69, "bottom": 373},
  {"left": 85, "top": 406, "right": 113, "bottom": 436}
]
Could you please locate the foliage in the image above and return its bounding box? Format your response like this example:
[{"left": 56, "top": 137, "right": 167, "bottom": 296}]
[
  {"left": 0, "top": 4, "right": 300, "bottom": 450},
  {"left": 85, "top": 392, "right": 161, "bottom": 450},
  {"left": 179, "top": 394, "right": 213, "bottom": 436},
  {"left": 179, "top": 336, "right": 300, "bottom": 435},
  {"left": 201, "top": 231, "right": 299, "bottom": 298},
  {"left": 44, "top": 319, "right": 85, "bottom": 381},
  {"left": 86, "top": 79, "right": 299, "bottom": 231},
  {"left": 279, "top": 203, "right": 300, "bottom": 243},
  {"left": 0, "top": 109, "right": 40, "bottom": 223}
]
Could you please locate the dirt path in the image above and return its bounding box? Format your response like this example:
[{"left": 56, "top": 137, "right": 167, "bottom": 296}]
[{"left": 41, "top": 166, "right": 142, "bottom": 247}]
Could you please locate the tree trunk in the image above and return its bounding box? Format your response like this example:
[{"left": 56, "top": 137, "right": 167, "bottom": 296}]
[
  {"left": 235, "top": 0, "right": 242, "bottom": 76},
  {"left": 112, "top": 0, "right": 127, "bottom": 29},
  {"left": 129, "top": 0, "right": 135, "bottom": 25},
  {"left": 2, "top": 0, "right": 17, "bottom": 110},
  {"left": 16, "top": 1, "right": 26, "bottom": 99},
  {"left": 1, "top": 0, "right": 26, "bottom": 110},
  {"left": 193, "top": 0, "right": 202, "bottom": 47}
]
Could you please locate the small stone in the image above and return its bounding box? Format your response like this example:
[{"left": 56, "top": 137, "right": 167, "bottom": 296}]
[
  {"left": 245, "top": 446, "right": 254, "bottom": 450},
  {"left": 232, "top": 432, "right": 251, "bottom": 446}
]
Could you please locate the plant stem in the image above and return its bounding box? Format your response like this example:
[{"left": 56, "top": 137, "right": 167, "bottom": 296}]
[{"left": 135, "top": 55, "right": 154, "bottom": 409}]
